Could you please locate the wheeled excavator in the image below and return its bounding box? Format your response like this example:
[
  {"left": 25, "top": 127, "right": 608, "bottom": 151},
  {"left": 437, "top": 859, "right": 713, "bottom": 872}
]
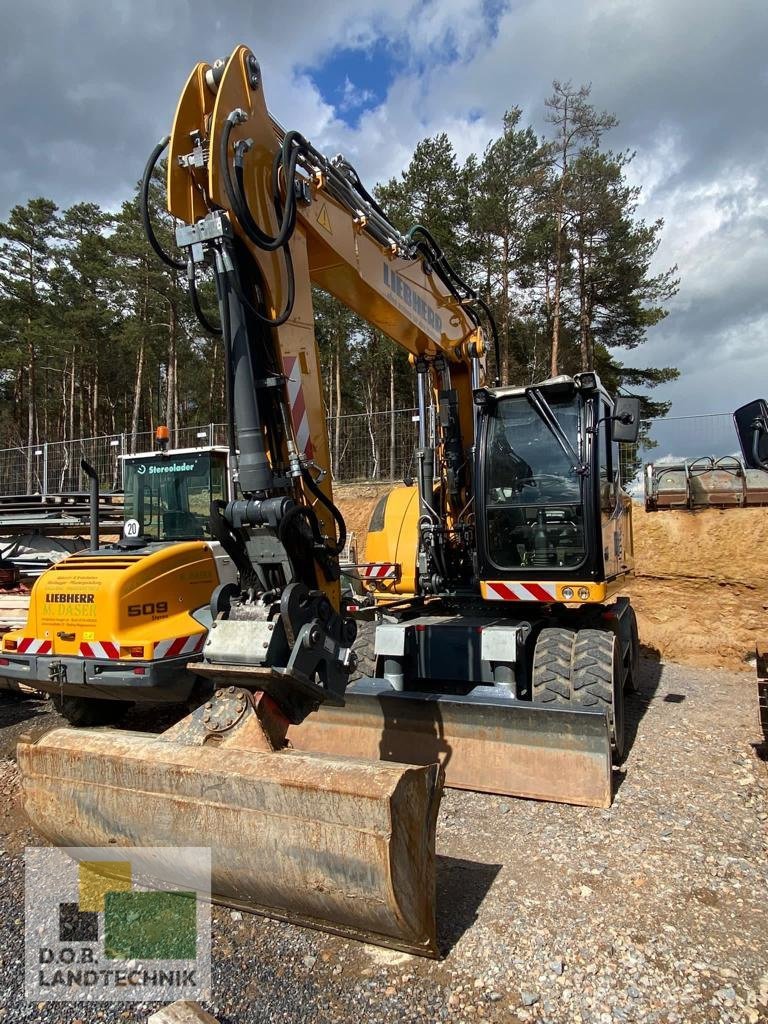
[{"left": 17, "top": 45, "right": 641, "bottom": 957}]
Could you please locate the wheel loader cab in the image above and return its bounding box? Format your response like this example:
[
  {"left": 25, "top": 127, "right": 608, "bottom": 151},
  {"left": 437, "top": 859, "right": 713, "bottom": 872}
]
[{"left": 121, "top": 448, "right": 229, "bottom": 542}]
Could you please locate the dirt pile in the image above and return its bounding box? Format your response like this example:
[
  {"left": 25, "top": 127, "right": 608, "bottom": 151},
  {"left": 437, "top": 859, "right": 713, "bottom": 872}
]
[
  {"left": 621, "top": 507, "right": 768, "bottom": 670},
  {"left": 335, "top": 484, "right": 766, "bottom": 671}
]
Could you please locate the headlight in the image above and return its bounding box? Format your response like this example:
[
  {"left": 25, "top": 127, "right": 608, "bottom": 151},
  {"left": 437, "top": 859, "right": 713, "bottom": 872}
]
[
  {"left": 578, "top": 587, "right": 591, "bottom": 600},
  {"left": 561, "top": 586, "right": 574, "bottom": 600}
]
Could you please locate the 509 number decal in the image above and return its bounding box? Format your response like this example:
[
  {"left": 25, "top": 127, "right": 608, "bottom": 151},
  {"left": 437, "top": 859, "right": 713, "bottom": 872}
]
[{"left": 128, "top": 601, "right": 168, "bottom": 617}]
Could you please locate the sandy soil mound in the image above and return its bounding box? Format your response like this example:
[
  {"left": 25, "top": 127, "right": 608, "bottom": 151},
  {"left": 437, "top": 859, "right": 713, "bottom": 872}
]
[
  {"left": 620, "top": 507, "right": 768, "bottom": 670},
  {"left": 335, "top": 484, "right": 766, "bottom": 671}
]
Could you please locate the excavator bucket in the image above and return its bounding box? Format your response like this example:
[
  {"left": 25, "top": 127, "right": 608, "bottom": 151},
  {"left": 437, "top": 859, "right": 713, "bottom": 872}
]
[
  {"left": 17, "top": 689, "right": 443, "bottom": 957},
  {"left": 290, "top": 683, "right": 613, "bottom": 809}
]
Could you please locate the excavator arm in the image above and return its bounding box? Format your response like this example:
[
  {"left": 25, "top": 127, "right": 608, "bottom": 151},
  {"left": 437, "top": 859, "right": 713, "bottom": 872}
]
[
  {"left": 17, "top": 44, "right": 496, "bottom": 960},
  {"left": 150, "top": 44, "right": 490, "bottom": 725}
]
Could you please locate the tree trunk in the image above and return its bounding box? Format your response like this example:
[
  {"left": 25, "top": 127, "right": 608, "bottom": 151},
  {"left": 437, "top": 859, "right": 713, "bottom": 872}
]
[
  {"left": 91, "top": 363, "right": 99, "bottom": 437},
  {"left": 334, "top": 334, "right": 342, "bottom": 479},
  {"left": 26, "top": 328, "right": 35, "bottom": 493},
  {"left": 165, "top": 301, "right": 177, "bottom": 442},
  {"left": 578, "top": 243, "right": 589, "bottom": 371},
  {"left": 130, "top": 339, "right": 145, "bottom": 455},
  {"left": 501, "top": 234, "right": 510, "bottom": 384},
  {"left": 551, "top": 209, "right": 563, "bottom": 376}
]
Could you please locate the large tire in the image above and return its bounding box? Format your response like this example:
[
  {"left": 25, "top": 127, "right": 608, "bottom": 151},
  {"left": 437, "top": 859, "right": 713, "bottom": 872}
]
[
  {"left": 625, "top": 606, "right": 640, "bottom": 693},
  {"left": 350, "top": 619, "right": 376, "bottom": 682},
  {"left": 572, "top": 629, "right": 625, "bottom": 761},
  {"left": 532, "top": 627, "right": 576, "bottom": 704},
  {"left": 51, "top": 695, "right": 130, "bottom": 728}
]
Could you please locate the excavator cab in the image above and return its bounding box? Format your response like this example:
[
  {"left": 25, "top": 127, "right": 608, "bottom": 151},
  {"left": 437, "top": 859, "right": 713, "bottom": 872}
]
[{"left": 476, "top": 376, "right": 635, "bottom": 585}]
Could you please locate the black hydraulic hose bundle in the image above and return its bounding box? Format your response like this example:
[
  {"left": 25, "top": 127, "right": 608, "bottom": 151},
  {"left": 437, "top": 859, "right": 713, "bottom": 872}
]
[
  {"left": 187, "top": 261, "right": 222, "bottom": 336},
  {"left": 217, "top": 114, "right": 308, "bottom": 327},
  {"left": 140, "top": 137, "right": 185, "bottom": 271},
  {"left": 300, "top": 465, "right": 346, "bottom": 557},
  {"left": 141, "top": 136, "right": 222, "bottom": 336},
  {"left": 406, "top": 224, "right": 501, "bottom": 384}
]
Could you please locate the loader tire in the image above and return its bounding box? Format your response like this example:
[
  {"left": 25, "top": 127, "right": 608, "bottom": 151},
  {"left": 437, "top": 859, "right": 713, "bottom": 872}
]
[
  {"left": 572, "top": 629, "right": 625, "bottom": 761},
  {"left": 532, "top": 627, "right": 576, "bottom": 704},
  {"left": 52, "top": 695, "right": 130, "bottom": 728}
]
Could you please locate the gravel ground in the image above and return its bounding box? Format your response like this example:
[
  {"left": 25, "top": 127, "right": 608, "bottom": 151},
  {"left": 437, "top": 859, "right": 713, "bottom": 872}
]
[{"left": 0, "top": 659, "right": 766, "bottom": 1024}]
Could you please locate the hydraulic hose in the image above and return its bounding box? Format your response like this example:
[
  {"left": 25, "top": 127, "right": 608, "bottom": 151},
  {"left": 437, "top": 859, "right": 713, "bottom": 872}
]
[
  {"left": 218, "top": 113, "right": 299, "bottom": 325},
  {"left": 141, "top": 137, "right": 184, "bottom": 270},
  {"left": 187, "top": 261, "right": 222, "bottom": 335},
  {"left": 407, "top": 224, "right": 501, "bottom": 384},
  {"left": 300, "top": 465, "right": 346, "bottom": 556},
  {"left": 219, "top": 113, "right": 303, "bottom": 252}
]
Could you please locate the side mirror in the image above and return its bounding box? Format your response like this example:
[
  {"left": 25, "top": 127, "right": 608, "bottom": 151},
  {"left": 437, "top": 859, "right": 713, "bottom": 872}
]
[
  {"left": 611, "top": 396, "right": 641, "bottom": 444},
  {"left": 734, "top": 398, "right": 768, "bottom": 470}
]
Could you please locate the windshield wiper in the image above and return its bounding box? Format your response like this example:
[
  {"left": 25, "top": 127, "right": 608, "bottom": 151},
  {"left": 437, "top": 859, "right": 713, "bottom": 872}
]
[{"left": 526, "top": 388, "right": 587, "bottom": 475}]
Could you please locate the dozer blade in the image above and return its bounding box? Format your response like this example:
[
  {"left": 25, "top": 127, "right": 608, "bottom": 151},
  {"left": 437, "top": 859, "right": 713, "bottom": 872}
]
[
  {"left": 17, "top": 689, "right": 443, "bottom": 958},
  {"left": 289, "top": 682, "right": 613, "bottom": 809}
]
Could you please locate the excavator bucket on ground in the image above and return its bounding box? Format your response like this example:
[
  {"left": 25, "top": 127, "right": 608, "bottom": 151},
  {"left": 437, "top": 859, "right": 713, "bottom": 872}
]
[
  {"left": 17, "top": 689, "right": 443, "bottom": 957},
  {"left": 289, "top": 682, "right": 613, "bottom": 809}
]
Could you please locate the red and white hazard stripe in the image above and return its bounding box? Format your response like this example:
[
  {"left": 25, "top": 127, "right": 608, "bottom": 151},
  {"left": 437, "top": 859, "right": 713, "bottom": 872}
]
[
  {"left": 360, "top": 563, "right": 398, "bottom": 580},
  {"left": 283, "top": 354, "right": 313, "bottom": 460},
  {"left": 17, "top": 637, "right": 52, "bottom": 655},
  {"left": 484, "top": 582, "right": 557, "bottom": 602},
  {"left": 79, "top": 641, "right": 120, "bottom": 659},
  {"left": 153, "top": 634, "right": 206, "bottom": 659}
]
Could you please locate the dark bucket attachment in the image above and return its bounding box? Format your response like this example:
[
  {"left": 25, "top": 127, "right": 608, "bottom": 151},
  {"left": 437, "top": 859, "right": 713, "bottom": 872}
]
[{"left": 290, "top": 681, "right": 613, "bottom": 809}]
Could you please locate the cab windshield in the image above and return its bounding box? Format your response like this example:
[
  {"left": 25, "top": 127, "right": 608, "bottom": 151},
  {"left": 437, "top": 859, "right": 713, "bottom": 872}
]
[
  {"left": 485, "top": 394, "right": 586, "bottom": 569},
  {"left": 123, "top": 452, "right": 226, "bottom": 542}
]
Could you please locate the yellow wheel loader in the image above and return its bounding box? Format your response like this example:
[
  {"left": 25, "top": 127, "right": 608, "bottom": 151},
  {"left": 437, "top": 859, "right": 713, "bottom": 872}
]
[
  {"left": 17, "top": 45, "right": 641, "bottom": 957},
  {"left": 2, "top": 442, "right": 236, "bottom": 724}
]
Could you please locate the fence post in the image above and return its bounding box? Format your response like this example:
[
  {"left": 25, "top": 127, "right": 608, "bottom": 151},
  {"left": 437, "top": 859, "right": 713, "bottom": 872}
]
[
  {"left": 42, "top": 443, "right": 48, "bottom": 498},
  {"left": 209, "top": 422, "right": 214, "bottom": 446}
]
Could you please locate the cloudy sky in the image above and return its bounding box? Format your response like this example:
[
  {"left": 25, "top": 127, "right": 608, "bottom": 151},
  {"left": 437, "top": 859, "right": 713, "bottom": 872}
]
[{"left": 1, "top": 0, "right": 766, "bottom": 437}]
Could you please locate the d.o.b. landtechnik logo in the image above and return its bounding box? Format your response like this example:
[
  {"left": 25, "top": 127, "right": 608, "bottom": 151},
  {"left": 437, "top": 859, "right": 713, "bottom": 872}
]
[{"left": 25, "top": 847, "right": 211, "bottom": 1003}]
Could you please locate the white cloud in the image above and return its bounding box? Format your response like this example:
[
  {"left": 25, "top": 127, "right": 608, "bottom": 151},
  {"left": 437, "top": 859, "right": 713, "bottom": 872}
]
[{"left": 1, "top": 0, "right": 766, "bottom": 422}]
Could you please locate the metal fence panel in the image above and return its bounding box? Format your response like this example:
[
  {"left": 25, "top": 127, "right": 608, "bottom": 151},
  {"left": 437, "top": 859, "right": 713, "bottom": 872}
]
[{"left": 0, "top": 410, "right": 740, "bottom": 495}]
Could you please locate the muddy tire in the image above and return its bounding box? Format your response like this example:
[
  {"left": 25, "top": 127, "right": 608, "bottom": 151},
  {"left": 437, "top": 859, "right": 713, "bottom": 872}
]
[
  {"left": 572, "top": 629, "right": 625, "bottom": 761},
  {"left": 532, "top": 628, "right": 576, "bottom": 704},
  {"left": 350, "top": 619, "right": 376, "bottom": 682},
  {"left": 51, "top": 695, "right": 131, "bottom": 728}
]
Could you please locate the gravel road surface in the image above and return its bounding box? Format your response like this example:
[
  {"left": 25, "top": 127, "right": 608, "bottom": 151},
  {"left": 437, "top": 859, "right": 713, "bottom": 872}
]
[{"left": 0, "top": 659, "right": 766, "bottom": 1023}]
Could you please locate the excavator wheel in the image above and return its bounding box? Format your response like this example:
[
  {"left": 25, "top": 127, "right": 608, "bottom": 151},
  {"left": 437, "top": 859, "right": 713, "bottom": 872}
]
[
  {"left": 572, "top": 630, "right": 625, "bottom": 762},
  {"left": 624, "top": 607, "right": 640, "bottom": 694},
  {"left": 532, "top": 627, "right": 576, "bottom": 704},
  {"left": 51, "top": 695, "right": 132, "bottom": 728},
  {"left": 351, "top": 619, "right": 376, "bottom": 681}
]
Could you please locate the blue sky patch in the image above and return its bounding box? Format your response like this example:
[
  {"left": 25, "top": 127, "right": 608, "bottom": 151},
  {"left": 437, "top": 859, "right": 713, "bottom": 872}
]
[{"left": 303, "top": 39, "right": 398, "bottom": 126}]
